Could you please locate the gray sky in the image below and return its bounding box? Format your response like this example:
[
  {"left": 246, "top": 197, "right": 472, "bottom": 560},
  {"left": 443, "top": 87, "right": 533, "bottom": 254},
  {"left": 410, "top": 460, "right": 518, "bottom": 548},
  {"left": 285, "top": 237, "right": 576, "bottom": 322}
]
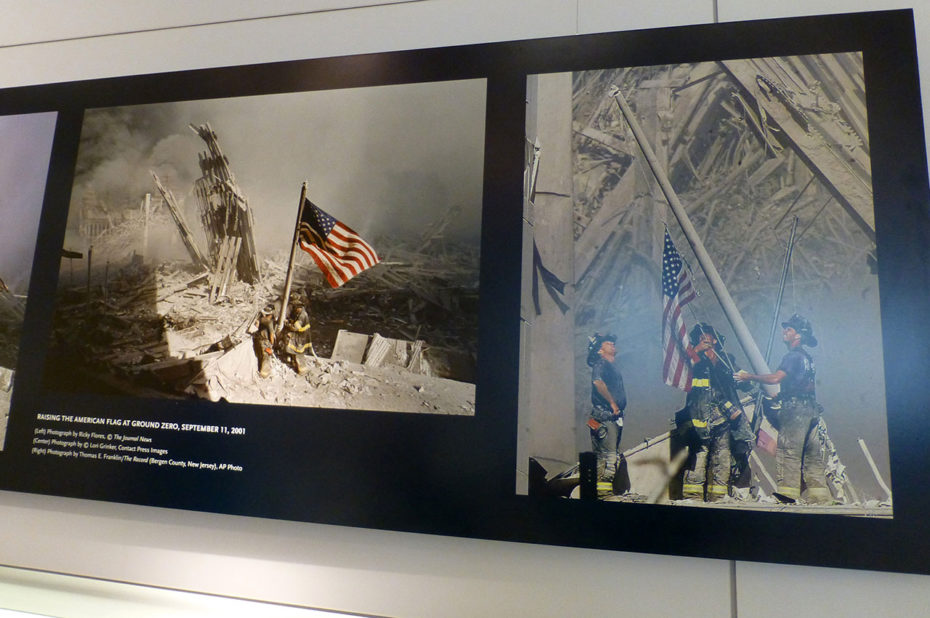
[
  {"left": 0, "top": 112, "right": 57, "bottom": 294},
  {"left": 71, "top": 79, "right": 487, "bottom": 254}
]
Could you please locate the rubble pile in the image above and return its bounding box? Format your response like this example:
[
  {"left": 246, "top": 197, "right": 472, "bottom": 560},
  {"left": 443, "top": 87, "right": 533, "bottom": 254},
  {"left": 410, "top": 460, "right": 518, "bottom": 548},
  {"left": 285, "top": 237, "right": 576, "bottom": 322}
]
[
  {"left": 44, "top": 246, "right": 477, "bottom": 415},
  {"left": 45, "top": 120, "right": 478, "bottom": 415},
  {"left": 0, "top": 277, "right": 24, "bottom": 368},
  {"left": 47, "top": 260, "right": 262, "bottom": 396},
  {"left": 189, "top": 350, "right": 474, "bottom": 414},
  {"left": 570, "top": 56, "right": 874, "bottom": 346},
  {"left": 564, "top": 57, "right": 878, "bottom": 443},
  {"left": 292, "top": 224, "right": 480, "bottom": 380},
  {"left": 1, "top": 277, "right": 25, "bottom": 449},
  {"left": 310, "top": 260, "right": 478, "bottom": 380}
]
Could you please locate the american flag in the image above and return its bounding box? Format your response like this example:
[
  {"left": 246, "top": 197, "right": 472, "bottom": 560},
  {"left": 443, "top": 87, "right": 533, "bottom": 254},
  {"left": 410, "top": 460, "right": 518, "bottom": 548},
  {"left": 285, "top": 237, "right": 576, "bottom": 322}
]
[
  {"left": 298, "top": 198, "right": 380, "bottom": 288},
  {"left": 756, "top": 426, "right": 777, "bottom": 456},
  {"left": 661, "top": 229, "right": 696, "bottom": 391}
]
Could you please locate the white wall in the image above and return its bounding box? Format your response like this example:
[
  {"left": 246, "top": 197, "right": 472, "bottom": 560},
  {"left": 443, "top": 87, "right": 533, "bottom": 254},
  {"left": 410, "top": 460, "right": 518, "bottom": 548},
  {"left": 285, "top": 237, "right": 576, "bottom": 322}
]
[{"left": 2, "top": 2, "right": 929, "bottom": 616}]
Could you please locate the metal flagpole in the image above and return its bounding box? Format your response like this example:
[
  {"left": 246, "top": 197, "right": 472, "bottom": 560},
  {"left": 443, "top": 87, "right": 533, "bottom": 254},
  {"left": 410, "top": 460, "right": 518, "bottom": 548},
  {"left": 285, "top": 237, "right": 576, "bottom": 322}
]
[
  {"left": 610, "top": 86, "right": 776, "bottom": 395},
  {"left": 612, "top": 85, "right": 787, "bottom": 492},
  {"left": 277, "top": 181, "right": 309, "bottom": 334},
  {"left": 750, "top": 216, "right": 799, "bottom": 439},
  {"left": 763, "top": 217, "right": 800, "bottom": 364}
]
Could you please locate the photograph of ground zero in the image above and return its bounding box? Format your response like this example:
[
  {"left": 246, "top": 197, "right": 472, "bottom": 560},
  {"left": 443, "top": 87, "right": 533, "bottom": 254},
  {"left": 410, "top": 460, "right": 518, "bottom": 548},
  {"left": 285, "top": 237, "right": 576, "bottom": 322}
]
[
  {"left": 1, "top": 112, "right": 57, "bottom": 449},
  {"left": 518, "top": 55, "right": 893, "bottom": 515},
  {"left": 43, "top": 79, "right": 486, "bottom": 414}
]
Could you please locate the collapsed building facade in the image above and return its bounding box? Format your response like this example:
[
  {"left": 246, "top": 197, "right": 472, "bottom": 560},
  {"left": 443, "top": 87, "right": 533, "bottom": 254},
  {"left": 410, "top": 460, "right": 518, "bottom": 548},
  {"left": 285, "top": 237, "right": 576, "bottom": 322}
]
[
  {"left": 45, "top": 123, "right": 478, "bottom": 414},
  {"left": 519, "top": 54, "right": 893, "bottom": 513}
]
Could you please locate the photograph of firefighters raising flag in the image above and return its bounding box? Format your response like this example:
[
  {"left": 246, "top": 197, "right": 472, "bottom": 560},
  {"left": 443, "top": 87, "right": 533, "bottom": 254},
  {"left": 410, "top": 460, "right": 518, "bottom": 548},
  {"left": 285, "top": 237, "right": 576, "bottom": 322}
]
[
  {"left": 517, "top": 57, "right": 893, "bottom": 516},
  {"left": 42, "top": 78, "right": 486, "bottom": 415}
]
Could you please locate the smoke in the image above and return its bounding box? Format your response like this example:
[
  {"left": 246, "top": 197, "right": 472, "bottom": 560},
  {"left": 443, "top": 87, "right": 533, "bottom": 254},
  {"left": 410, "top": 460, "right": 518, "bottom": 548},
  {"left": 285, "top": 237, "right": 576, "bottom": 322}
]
[
  {"left": 0, "top": 112, "right": 57, "bottom": 294},
  {"left": 72, "top": 79, "right": 487, "bottom": 254},
  {"left": 71, "top": 106, "right": 201, "bottom": 216}
]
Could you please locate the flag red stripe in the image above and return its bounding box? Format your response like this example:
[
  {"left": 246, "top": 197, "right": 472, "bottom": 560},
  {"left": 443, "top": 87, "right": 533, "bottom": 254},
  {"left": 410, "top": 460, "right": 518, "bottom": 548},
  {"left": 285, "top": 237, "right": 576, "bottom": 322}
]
[
  {"left": 321, "top": 233, "right": 378, "bottom": 268},
  {"left": 678, "top": 275, "right": 696, "bottom": 304},
  {"left": 336, "top": 247, "right": 377, "bottom": 269},
  {"left": 311, "top": 244, "right": 356, "bottom": 281},
  {"left": 756, "top": 429, "right": 777, "bottom": 456},
  {"left": 330, "top": 224, "right": 376, "bottom": 253},
  {"left": 296, "top": 200, "right": 380, "bottom": 288},
  {"left": 315, "top": 247, "right": 352, "bottom": 286},
  {"left": 328, "top": 238, "right": 379, "bottom": 267},
  {"left": 662, "top": 293, "right": 692, "bottom": 390},
  {"left": 304, "top": 246, "right": 343, "bottom": 288},
  {"left": 661, "top": 231, "right": 695, "bottom": 391},
  {"left": 301, "top": 240, "right": 361, "bottom": 287},
  {"left": 301, "top": 243, "right": 372, "bottom": 283},
  {"left": 329, "top": 223, "right": 378, "bottom": 254}
]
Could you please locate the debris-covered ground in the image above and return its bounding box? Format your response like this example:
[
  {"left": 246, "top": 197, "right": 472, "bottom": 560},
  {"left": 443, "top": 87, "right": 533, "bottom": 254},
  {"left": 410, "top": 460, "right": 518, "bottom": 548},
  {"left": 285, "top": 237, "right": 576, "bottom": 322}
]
[
  {"left": 263, "top": 239, "right": 480, "bottom": 374},
  {"left": 531, "top": 438, "right": 893, "bottom": 517},
  {"left": 43, "top": 243, "right": 478, "bottom": 416},
  {"left": 0, "top": 280, "right": 25, "bottom": 449},
  {"left": 45, "top": 111, "right": 482, "bottom": 416},
  {"left": 0, "top": 366, "right": 11, "bottom": 449},
  {"left": 191, "top": 348, "right": 475, "bottom": 414}
]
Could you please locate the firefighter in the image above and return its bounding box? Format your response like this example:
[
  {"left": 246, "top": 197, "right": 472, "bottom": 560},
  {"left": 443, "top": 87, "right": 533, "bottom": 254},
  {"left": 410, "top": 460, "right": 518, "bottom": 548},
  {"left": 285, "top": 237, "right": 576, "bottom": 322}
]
[
  {"left": 680, "top": 323, "right": 749, "bottom": 501},
  {"left": 735, "top": 313, "right": 829, "bottom": 504},
  {"left": 282, "top": 293, "right": 313, "bottom": 375},
  {"left": 252, "top": 304, "right": 276, "bottom": 378},
  {"left": 586, "top": 332, "right": 627, "bottom": 496}
]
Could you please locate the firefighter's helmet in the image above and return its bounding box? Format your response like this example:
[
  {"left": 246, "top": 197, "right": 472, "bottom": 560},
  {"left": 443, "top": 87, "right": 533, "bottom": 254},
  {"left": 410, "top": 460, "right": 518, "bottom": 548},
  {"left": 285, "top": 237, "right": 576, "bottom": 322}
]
[
  {"left": 781, "top": 313, "right": 818, "bottom": 347},
  {"left": 688, "top": 323, "right": 726, "bottom": 348},
  {"left": 586, "top": 332, "right": 616, "bottom": 367}
]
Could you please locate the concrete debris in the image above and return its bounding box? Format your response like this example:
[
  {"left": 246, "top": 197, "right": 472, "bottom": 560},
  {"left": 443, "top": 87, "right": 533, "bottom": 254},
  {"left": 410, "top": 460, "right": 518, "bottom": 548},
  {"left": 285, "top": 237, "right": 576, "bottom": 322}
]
[
  {"left": 185, "top": 339, "right": 257, "bottom": 402},
  {"left": 46, "top": 247, "right": 475, "bottom": 415},
  {"left": 0, "top": 367, "right": 11, "bottom": 450},
  {"left": 307, "top": 233, "right": 478, "bottom": 381},
  {"left": 0, "top": 279, "right": 26, "bottom": 346},
  {"left": 0, "top": 279, "right": 23, "bottom": 451},
  {"left": 46, "top": 117, "right": 477, "bottom": 414},
  {"left": 522, "top": 57, "right": 890, "bottom": 509},
  {"left": 352, "top": 332, "right": 432, "bottom": 376},
  {"left": 0, "top": 281, "right": 24, "bottom": 369}
]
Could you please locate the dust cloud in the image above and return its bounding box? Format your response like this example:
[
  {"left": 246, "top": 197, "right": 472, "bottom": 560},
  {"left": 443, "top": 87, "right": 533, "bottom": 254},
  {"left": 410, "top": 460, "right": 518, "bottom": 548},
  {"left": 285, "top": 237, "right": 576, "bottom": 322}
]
[
  {"left": 69, "top": 79, "right": 487, "bottom": 254},
  {"left": 0, "top": 112, "right": 57, "bottom": 294}
]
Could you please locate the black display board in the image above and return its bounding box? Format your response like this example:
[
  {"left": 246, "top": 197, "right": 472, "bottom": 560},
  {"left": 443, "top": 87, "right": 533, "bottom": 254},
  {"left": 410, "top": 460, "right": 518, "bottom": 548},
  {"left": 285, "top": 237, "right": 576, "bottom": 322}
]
[{"left": 1, "top": 10, "right": 928, "bottom": 574}]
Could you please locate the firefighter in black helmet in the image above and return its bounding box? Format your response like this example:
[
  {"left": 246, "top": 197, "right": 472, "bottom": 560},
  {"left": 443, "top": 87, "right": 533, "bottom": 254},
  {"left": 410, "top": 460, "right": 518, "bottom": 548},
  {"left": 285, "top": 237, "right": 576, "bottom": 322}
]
[
  {"left": 680, "top": 323, "right": 751, "bottom": 501},
  {"left": 586, "top": 332, "right": 627, "bottom": 496},
  {"left": 735, "top": 313, "right": 829, "bottom": 504},
  {"left": 282, "top": 293, "right": 312, "bottom": 375},
  {"left": 252, "top": 303, "right": 276, "bottom": 378}
]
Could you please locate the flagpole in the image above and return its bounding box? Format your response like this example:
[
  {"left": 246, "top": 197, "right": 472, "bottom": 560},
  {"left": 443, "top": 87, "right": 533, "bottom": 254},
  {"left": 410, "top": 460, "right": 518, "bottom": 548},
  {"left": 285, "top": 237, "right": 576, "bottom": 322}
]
[
  {"left": 277, "top": 181, "right": 309, "bottom": 333},
  {"left": 610, "top": 86, "right": 776, "bottom": 396}
]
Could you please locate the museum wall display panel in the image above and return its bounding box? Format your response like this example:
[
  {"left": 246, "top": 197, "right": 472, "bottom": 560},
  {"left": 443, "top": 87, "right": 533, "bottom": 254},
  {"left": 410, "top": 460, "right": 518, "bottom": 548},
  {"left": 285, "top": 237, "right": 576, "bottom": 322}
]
[{"left": 2, "top": 2, "right": 930, "bottom": 617}]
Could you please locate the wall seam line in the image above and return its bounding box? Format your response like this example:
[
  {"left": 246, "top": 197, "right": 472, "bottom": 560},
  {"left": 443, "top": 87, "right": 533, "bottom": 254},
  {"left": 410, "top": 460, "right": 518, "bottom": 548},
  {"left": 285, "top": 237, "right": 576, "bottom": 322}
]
[{"left": 0, "top": 0, "right": 427, "bottom": 50}]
